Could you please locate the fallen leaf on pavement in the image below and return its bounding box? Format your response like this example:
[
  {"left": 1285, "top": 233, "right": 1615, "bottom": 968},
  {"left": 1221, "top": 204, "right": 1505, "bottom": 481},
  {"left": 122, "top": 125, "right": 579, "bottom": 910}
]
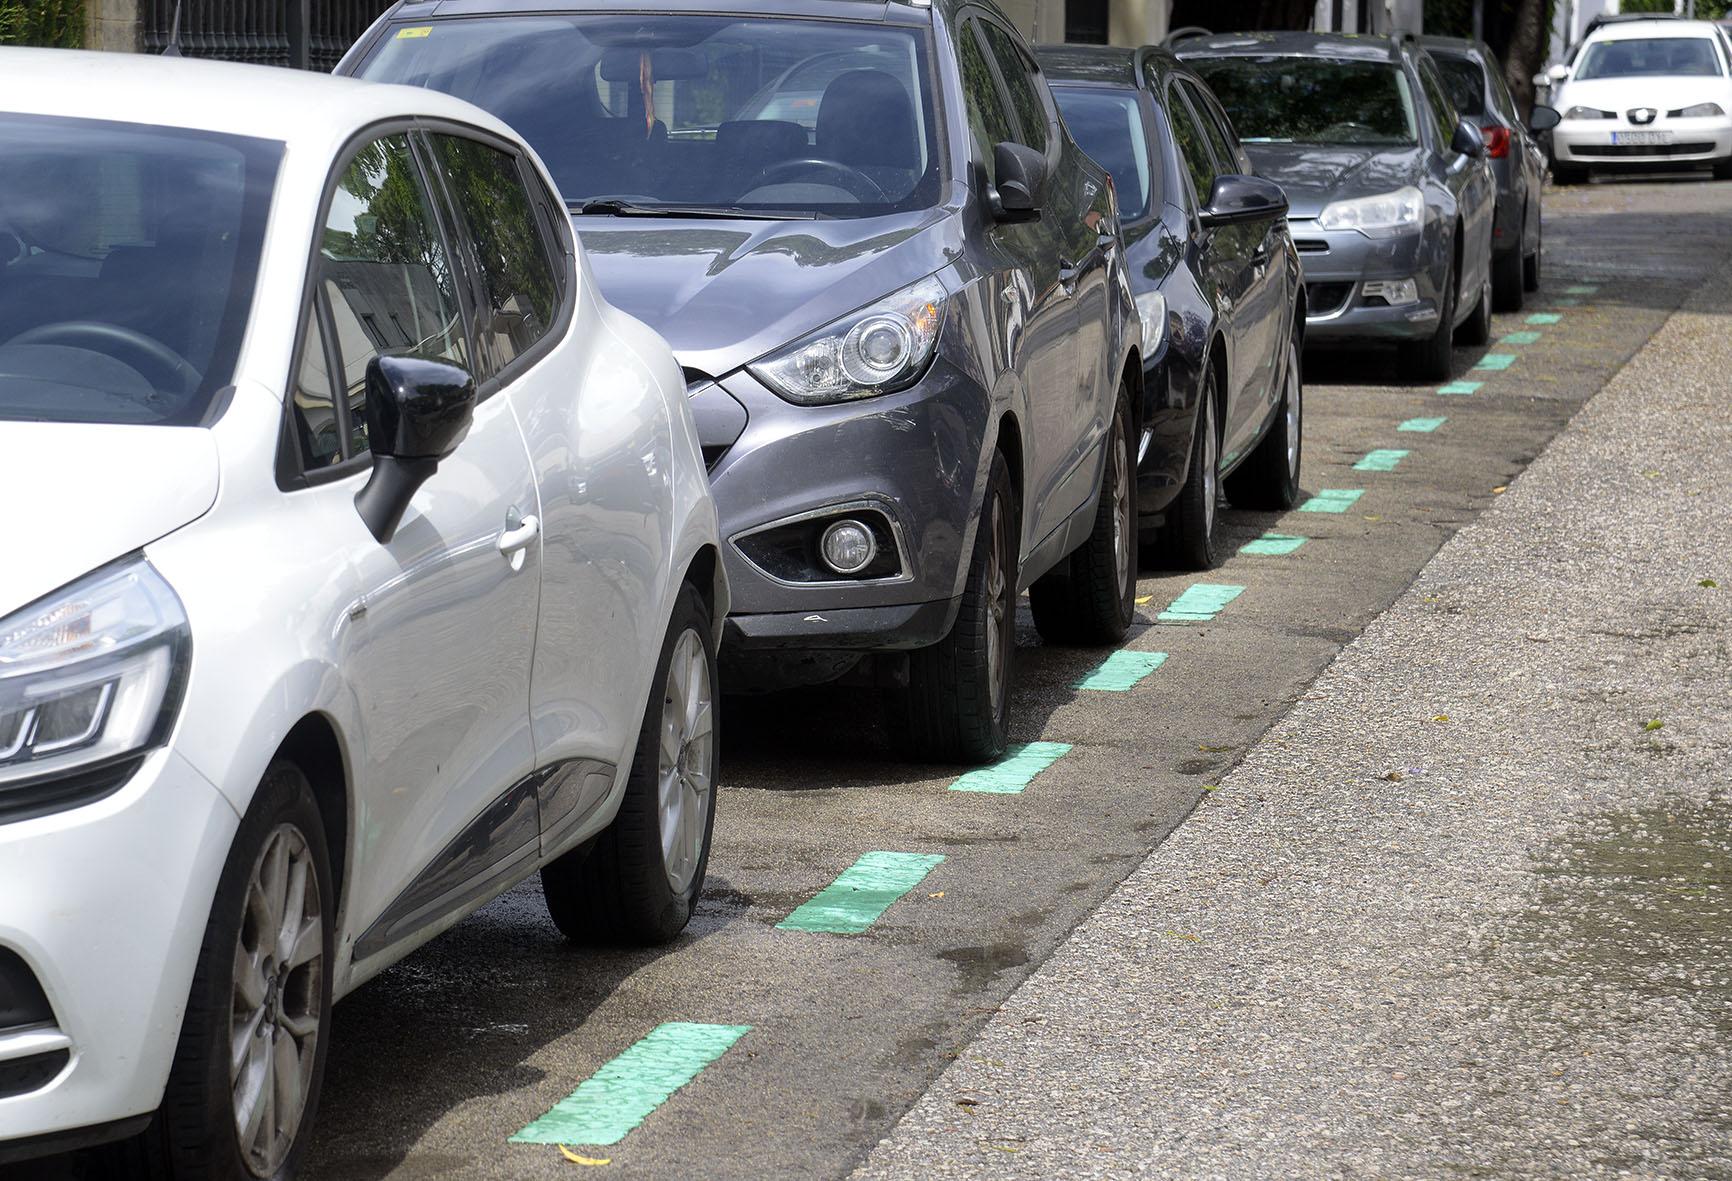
[
  {"left": 1491, "top": 485, "right": 1508, "bottom": 494},
  {"left": 1644, "top": 719, "right": 1664, "bottom": 731},
  {"left": 928, "top": 891, "right": 945, "bottom": 899},
  {"left": 1701, "top": 579, "right": 1718, "bottom": 588},
  {"left": 1432, "top": 714, "right": 1450, "bottom": 722},
  {"left": 1381, "top": 770, "right": 1404, "bottom": 782},
  {"left": 558, "top": 1147, "right": 611, "bottom": 1166}
]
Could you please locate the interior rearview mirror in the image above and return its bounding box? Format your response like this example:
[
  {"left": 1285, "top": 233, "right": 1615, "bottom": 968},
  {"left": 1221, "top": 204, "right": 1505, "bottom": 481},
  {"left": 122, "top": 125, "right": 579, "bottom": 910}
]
[
  {"left": 990, "top": 141, "right": 1047, "bottom": 224},
  {"left": 1528, "top": 104, "right": 1562, "bottom": 132},
  {"left": 1452, "top": 118, "right": 1488, "bottom": 158},
  {"left": 354, "top": 354, "right": 477, "bottom": 543},
  {"left": 1198, "top": 174, "right": 1289, "bottom": 229}
]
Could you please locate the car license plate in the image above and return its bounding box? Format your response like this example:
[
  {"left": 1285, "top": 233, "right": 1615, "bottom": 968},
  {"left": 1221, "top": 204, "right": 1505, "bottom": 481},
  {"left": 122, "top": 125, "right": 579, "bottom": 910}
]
[{"left": 1612, "top": 131, "right": 1673, "bottom": 146}]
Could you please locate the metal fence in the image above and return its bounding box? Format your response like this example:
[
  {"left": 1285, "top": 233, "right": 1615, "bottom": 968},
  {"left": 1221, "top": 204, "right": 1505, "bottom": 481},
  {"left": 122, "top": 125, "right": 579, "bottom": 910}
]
[{"left": 139, "top": 1, "right": 390, "bottom": 71}]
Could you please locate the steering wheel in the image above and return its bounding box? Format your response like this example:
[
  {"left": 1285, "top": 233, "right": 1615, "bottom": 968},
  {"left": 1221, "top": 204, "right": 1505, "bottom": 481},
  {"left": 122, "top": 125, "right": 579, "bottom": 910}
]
[
  {"left": 748, "top": 158, "right": 889, "bottom": 203},
  {"left": 5, "top": 320, "right": 204, "bottom": 392}
]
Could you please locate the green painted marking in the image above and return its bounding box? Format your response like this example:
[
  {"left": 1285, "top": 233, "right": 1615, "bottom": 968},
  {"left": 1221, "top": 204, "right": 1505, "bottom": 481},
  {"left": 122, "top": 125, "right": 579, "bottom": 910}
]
[
  {"left": 1239, "top": 531, "right": 1307, "bottom": 556},
  {"left": 1526, "top": 313, "right": 1562, "bottom": 325},
  {"left": 1474, "top": 353, "right": 1517, "bottom": 371},
  {"left": 1157, "top": 583, "right": 1245, "bottom": 622},
  {"left": 1500, "top": 331, "right": 1541, "bottom": 345},
  {"left": 1438, "top": 380, "right": 1482, "bottom": 395},
  {"left": 1398, "top": 416, "right": 1447, "bottom": 432},
  {"left": 511, "top": 1023, "right": 750, "bottom": 1146},
  {"left": 1297, "top": 488, "right": 1363, "bottom": 513},
  {"left": 1075, "top": 649, "right": 1168, "bottom": 690},
  {"left": 778, "top": 852, "right": 944, "bottom": 934},
  {"left": 1353, "top": 448, "right": 1409, "bottom": 472},
  {"left": 1554, "top": 298, "right": 1580, "bottom": 308},
  {"left": 1565, "top": 284, "right": 1598, "bottom": 295},
  {"left": 949, "top": 741, "right": 1071, "bottom": 794}
]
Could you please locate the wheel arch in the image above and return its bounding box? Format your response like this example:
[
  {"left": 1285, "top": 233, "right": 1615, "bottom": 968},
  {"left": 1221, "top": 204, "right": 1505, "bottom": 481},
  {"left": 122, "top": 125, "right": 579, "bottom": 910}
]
[{"left": 274, "top": 713, "right": 350, "bottom": 912}]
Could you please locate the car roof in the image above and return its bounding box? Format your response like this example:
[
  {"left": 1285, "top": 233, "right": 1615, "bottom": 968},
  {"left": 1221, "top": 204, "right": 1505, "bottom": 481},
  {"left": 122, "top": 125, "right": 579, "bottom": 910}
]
[
  {"left": 381, "top": 0, "right": 954, "bottom": 25},
  {"left": 1584, "top": 17, "right": 1724, "bottom": 43},
  {"left": 1175, "top": 30, "right": 1404, "bottom": 64},
  {"left": 0, "top": 46, "right": 515, "bottom": 146},
  {"left": 1417, "top": 35, "right": 1492, "bottom": 61},
  {"left": 1034, "top": 42, "right": 1189, "bottom": 89}
]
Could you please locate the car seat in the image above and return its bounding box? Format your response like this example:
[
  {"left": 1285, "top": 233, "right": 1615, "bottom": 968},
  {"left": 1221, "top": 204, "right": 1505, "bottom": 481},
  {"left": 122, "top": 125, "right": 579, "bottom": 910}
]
[{"left": 815, "top": 70, "right": 920, "bottom": 197}]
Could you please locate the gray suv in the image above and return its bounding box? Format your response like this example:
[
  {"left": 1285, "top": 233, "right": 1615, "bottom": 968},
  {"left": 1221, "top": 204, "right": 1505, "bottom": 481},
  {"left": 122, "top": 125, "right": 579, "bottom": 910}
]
[{"left": 345, "top": 0, "right": 1142, "bottom": 761}]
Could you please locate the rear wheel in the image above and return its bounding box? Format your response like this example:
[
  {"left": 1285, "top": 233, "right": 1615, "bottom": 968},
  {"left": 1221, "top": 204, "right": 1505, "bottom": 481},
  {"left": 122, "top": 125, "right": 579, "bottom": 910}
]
[
  {"left": 1523, "top": 211, "right": 1542, "bottom": 291},
  {"left": 1457, "top": 268, "right": 1493, "bottom": 346},
  {"left": 543, "top": 584, "right": 717, "bottom": 945},
  {"left": 1398, "top": 257, "right": 1457, "bottom": 382},
  {"left": 1493, "top": 240, "right": 1525, "bottom": 312},
  {"left": 1029, "top": 387, "right": 1135, "bottom": 646},
  {"left": 1153, "top": 367, "right": 1220, "bottom": 571},
  {"left": 1225, "top": 330, "right": 1303, "bottom": 511},
  {"left": 1552, "top": 162, "right": 1588, "bottom": 186},
  {"left": 895, "top": 452, "right": 1016, "bottom": 762}
]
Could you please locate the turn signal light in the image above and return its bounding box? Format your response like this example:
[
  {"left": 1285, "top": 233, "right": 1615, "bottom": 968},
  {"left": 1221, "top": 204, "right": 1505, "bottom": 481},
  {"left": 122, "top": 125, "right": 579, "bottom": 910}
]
[{"left": 1480, "top": 125, "right": 1511, "bottom": 159}]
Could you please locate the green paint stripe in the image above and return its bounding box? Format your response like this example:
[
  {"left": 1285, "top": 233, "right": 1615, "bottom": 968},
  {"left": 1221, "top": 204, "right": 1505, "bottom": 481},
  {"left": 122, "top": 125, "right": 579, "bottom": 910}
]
[
  {"left": 949, "top": 741, "right": 1072, "bottom": 794},
  {"left": 1398, "top": 416, "right": 1447, "bottom": 432},
  {"left": 1565, "top": 284, "right": 1598, "bottom": 295},
  {"left": 1474, "top": 353, "right": 1517, "bottom": 371},
  {"left": 1158, "top": 582, "right": 1245, "bottom": 622},
  {"left": 778, "top": 852, "right": 944, "bottom": 934},
  {"left": 1438, "top": 380, "right": 1482, "bottom": 395},
  {"left": 1298, "top": 488, "right": 1363, "bottom": 513},
  {"left": 1526, "top": 313, "right": 1562, "bottom": 325},
  {"left": 1076, "top": 649, "right": 1168, "bottom": 690},
  {"left": 1554, "top": 298, "right": 1580, "bottom": 308},
  {"left": 1239, "top": 531, "right": 1307, "bottom": 555},
  {"left": 1500, "top": 331, "right": 1541, "bottom": 345},
  {"left": 511, "top": 1023, "right": 750, "bottom": 1146},
  {"left": 1353, "top": 448, "right": 1409, "bottom": 472}
]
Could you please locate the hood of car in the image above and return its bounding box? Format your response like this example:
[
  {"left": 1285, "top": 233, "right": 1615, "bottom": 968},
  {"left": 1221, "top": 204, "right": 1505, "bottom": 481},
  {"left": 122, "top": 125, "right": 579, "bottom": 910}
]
[
  {"left": 1242, "top": 143, "right": 1427, "bottom": 219},
  {"left": 0, "top": 422, "right": 219, "bottom": 618},
  {"left": 574, "top": 208, "right": 954, "bottom": 380},
  {"left": 1557, "top": 75, "right": 1731, "bottom": 117}
]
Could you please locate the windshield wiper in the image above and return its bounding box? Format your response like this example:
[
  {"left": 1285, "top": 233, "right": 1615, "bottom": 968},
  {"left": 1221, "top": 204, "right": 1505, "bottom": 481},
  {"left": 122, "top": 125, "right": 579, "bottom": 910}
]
[{"left": 571, "top": 198, "right": 814, "bottom": 221}]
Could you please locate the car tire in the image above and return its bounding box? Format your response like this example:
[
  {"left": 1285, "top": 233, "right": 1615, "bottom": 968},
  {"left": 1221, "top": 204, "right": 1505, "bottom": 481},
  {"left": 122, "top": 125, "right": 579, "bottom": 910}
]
[
  {"left": 1225, "top": 328, "right": 1303, "bottom": 511},
  {"left": 1493, "top": 242, "right": 1525, "bottom": 312},
  {"left": 1152, "top": 366, "right": 1220, "bottom": 571},
  {"left": 1524, "top": 210, "right": 1542, "bottom": 292},
  {"left": 1713, "top": 156, "right": 1732, "bottom": 181},
  {"left": 543, "top": 584, "right": 717, "bottom": 945},
  {"left": 1457, "top": 268, "right": 1493, "bottom": 346},
  {"left": 896, "top": 451, "right": 1017, "bottom": 763},
  {"left": 1029, "top": 387, "right": 1135, "bottom": 647},
  {"left": 122, "top": 762, "right": 335, "bottom": 1181},
  {"left": 1398, "top": 258, "right": 1457, "bottom": 382},
  {"left": 1552, "top": 162, "right": 1588, "bottom": 186}
]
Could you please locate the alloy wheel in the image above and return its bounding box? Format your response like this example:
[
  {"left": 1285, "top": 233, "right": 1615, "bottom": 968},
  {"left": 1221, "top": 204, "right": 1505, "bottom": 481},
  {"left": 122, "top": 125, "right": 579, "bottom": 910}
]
[
  {"left": 1202, "top": 396, "right": 1218, "bottom": 539},
  {"left": 1110, "top": 411, "right": 1131, "bottom": 595},
  {"left": 984, "top": 493, "right": 1010, "bottom": 718},
  {"left": 658, "top": 629, "right": 715, "bottom": 895},
  {"left": 1285, "top": 341, "right": 1302, "bottom": 480},
  {"left": 231, "top": 824, "right": 323, "bottom": 1178}
]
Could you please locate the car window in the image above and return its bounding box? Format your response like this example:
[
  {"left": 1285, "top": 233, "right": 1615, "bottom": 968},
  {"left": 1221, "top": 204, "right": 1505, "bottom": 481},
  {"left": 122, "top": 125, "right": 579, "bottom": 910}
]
[
  {"left": 976, "top": 19, "right": 1050, "bottom": 153},
  {"left": 1483, "top": 55, "right": 1521, "bottom": 122},
  {"left": 425, "top": 134, "right": 559, "bottom": 377},
  {"left": 297, "top": 133, "right": 468, "bottom": 465},
  {"left": 291, "top": 311, "right": 341, "bottom": 468},
  {"left": 1576, "top": 36, "right": 1725, "bottom": 79},
  {"left": 957, "top": 16, "right": 1021, "bottom": 179},
  {"left": 1050, "top": 86, "right": 1155, "bottom": 220},
  {"left": 1166, "top": 83, "right": 1219, "bottom": 207},
  {"left": 1434, "top": 55, "right": 1488, "bottom": 118},
  {"left": 1190, "top": 56, "right": 1419, "bottom": 147},
  {"left": 1415, "top": 56, "right": 1461, "bottom": 146},
  {"left": 1186, "top": 82, "right": 1246, "bottom": 175}
]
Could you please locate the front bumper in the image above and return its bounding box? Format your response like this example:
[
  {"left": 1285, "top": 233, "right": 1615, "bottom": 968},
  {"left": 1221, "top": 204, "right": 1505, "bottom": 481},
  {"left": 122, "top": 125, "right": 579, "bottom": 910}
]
[
  {"left": 1287, "top": 219, "right": 1445, "bottom": 343},
  {"left": 0, "top": 748, "right": 237, "bottom": 1158},
  {"left": 1554, "top": 118, "right": 1732, "bottom": 166}
]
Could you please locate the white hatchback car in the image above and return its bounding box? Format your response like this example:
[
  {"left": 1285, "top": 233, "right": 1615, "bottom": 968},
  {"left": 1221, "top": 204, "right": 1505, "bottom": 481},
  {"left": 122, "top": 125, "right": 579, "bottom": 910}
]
[
  {"left": 0, "top": 50, "right": 725, "bottom": 1176},
  {"left": 1550, "top": 18, "right": 1732, "bottom": 182}
]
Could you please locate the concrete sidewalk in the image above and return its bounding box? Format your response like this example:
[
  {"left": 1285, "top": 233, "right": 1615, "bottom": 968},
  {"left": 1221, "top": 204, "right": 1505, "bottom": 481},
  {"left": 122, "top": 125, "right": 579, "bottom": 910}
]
[{"left": 854, "top": 268, "right": 1732, "bottom": 1178}]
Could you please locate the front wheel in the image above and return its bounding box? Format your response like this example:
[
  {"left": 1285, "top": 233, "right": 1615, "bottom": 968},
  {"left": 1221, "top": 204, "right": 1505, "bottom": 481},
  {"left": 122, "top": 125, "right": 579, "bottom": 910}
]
[
  {"left": 1457, "top": 268, "right": 1493, "bottom": 346},
  {"left": 1029, "top": 387, "right": 1135, "bottom": 646},
  {"left": 1493, "top": 241, "right": 1525, "bottom": 312},
  {"left": 543, "top": 584, "right": 718, "bottom": 945},
  {"left": 1152, "top": 366, "right": 1220, "bottom": 571},
  {"left": 1398, "top": 259, "right": 1457, "bottom": 382},
  {"left": 1523, "top": 212, "right": 1542, "bottom": 291},
  {"left": 1552, "top": 162, "right": 1588, "bottom": 186},
  {"left": 1225, "top": 331, "right": 1303, "bottom": 511}
]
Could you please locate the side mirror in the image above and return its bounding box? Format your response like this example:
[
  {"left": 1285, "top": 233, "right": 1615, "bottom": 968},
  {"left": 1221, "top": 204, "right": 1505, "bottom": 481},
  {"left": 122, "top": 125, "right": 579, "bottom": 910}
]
[
  {"left": 990, "top": 141, "right": 1047, "bottom": 223},
  {"left": 1198, "top": 174, "right": 1289, "bottom": 229},
  {"left": 1547, "top": 63, "right": 1571, "bottom": 83},
  {"left": 353, "top": 353, "right": 477, "bottom": 543},
  {"left": 1451, "top": 117, "right": 1487, "bottom": 158},
  {"left": 1528, "top": 104, "right": 1562, "bottom": 132}
]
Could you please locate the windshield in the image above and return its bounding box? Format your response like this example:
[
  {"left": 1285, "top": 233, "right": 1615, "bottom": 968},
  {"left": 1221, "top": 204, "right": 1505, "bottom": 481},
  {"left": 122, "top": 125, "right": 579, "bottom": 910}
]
[
  {"left": 1051, "top": 87, "right": 1155, "bottom": 220},
  {"left": 0, "top": 115, "right": 278, "bottom": 426},
  {"left": 1576, "top": 37, "right": 1724, "bottom": 79},
  {"left": 358, "top": 15, "right": 940, "bottom": 219},
  {"left": 1434, "top": 56, "right": 1488, "bottom": 117},
  {"left": 1190, "top": 57, "right": 1419, "bottom": 146}
]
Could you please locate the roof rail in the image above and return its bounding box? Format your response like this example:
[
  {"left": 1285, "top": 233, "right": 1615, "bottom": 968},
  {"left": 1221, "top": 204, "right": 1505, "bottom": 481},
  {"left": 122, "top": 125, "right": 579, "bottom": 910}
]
[{"left": 1163, "top": 26, "right": 1212, "bottom": 50}]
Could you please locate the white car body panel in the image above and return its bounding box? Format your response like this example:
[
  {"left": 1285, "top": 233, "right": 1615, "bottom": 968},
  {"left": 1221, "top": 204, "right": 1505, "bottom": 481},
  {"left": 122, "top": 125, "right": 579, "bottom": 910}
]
[{"left": 1553, "top": 23, "right": 1732, "bottom": 166}]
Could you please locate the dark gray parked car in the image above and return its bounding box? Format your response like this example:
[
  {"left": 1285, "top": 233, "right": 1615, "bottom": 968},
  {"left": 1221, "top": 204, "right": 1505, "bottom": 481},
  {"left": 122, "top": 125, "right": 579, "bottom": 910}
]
[
  {"left": 1424, "top": 36, "right": 1560, "bottom": 311},
  {"left": 1179, "top": 33, "right": 1497, "bottom": 381},
  {"left": 344, "top": 0, "right": 1143, "bottom": 762}
]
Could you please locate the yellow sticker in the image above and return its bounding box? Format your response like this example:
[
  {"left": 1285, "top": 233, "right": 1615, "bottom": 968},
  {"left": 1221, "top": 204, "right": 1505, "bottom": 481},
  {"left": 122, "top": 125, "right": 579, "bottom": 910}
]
[{"left": 395, "top": 25, "right": 432, "bottom": 38}]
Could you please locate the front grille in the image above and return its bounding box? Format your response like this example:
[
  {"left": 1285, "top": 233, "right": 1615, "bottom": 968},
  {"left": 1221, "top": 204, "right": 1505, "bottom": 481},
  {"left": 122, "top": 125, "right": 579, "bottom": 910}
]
[
  {"left": 1305, "top": 281, "right": 1354, "bottom": 316},
  {"left": 0, "top": 1050, "right": 70, "bottom": 1099},
  {"left": 1575, "top": 142, "right": 1715, "bottom": 158},
  {"left": 1294, "top": 239, "right": 1329, "bottom": 254}
]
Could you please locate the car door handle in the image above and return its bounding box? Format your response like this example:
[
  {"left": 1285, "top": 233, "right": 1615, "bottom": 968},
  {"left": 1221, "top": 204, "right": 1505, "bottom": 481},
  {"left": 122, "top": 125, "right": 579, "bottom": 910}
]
[{"left": 497, "top": 513, "right": 539, "bottom": 572}]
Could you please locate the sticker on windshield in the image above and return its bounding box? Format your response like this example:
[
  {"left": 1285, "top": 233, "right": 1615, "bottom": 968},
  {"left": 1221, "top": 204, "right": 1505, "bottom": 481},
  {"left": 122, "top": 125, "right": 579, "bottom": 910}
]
[{"left": 395, "top": 25, "right": 431, "bottom": 38}]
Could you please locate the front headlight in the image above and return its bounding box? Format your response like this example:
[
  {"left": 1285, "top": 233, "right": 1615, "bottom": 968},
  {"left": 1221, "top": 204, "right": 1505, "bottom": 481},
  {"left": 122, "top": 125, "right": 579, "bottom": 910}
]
[
  {"left": 1135, "top": 290, "right": 1168, "bottom": 356},
  {"left": 1316, "top": 186, "right": 1424, "bottom": 238},
  {"left": 1563, "top": 106, "right": 1613, "bottom": 120},
  {"left": 1677, "top": 102, "right": 1725, "bottom": 118},
  {"left": 0, "top": 559, "right": 189, "bottom": 803},
  {"left": 750, "top": 276, "right": 948, "bottom": 406}
]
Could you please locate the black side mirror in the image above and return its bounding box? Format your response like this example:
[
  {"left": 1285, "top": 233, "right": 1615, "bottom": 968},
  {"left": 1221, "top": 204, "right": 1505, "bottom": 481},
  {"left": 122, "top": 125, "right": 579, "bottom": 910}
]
[
  {"left": 353, "top": 353, "right": 477, "bottom": 543},
  {"left": 990, "top": 141, "right": 1047, "bottom": 223},
  {"left": 1527, "top": 104, "right": 1561, "bottom": 132},
  {"left": 1452, "top": 117, "right": 1487, "bottom": 158},
  {"left": 1198, "top": 174, "right": 1289, "bottom": 229}
]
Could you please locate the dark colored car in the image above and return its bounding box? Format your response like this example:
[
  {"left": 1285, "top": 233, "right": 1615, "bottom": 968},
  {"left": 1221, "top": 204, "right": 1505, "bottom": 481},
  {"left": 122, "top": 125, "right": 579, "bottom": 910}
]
[
  {"left": 1424, "top": 36, "right": 1559, "bottom": 310},
  {"left": 1037, "top": 44, "right": 1304, "bottom": 569},
  {"left": 1179, "top": 32, "right": 1497, "bottom": 382},
  {"left": 343, "top": 0, "right": 1143, "bottom": 763}
]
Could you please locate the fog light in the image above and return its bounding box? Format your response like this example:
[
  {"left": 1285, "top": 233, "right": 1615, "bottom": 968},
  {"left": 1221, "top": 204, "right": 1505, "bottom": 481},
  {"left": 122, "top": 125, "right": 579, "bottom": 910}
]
[
  {"left": 819, "top": 520, "right": 877, "bottom": 575},
  {"left": 1362, "top": 279, "right": 1419, "bottom": 306}
]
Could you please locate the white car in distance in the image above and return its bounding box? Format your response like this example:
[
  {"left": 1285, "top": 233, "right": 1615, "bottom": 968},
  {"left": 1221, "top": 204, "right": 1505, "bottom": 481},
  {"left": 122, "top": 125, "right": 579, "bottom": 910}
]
[
  {"left": 0, "top": 50, "right": 725, "bottom": 1177},
  {"left": 1549, "top": 17, "right": 1732, "bottom": 182}
]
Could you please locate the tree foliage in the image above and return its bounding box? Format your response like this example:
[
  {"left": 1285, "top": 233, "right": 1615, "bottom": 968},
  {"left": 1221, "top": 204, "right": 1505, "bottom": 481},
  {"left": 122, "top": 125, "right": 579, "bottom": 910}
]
[{"left": 0, "top": 0, "right": 84, "bottom": 47}]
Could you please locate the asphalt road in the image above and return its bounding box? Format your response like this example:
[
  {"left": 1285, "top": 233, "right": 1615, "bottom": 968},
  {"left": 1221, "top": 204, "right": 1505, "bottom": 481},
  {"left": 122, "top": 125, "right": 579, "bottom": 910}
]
[{"left": 20, "top": 175, "right": 1732, "bottom": 1181}]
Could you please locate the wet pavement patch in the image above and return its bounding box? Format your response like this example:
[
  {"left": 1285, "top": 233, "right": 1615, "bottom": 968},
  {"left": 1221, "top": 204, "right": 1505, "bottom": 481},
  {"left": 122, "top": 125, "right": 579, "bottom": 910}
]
[
  {"left": 1399, "top": 416, "right": 1448, "bottom": 432},
  {"left": 1239, "top": 531, "right": 1308, "bottom": 555},
  {"left": 1527, "top": 313, "right": 1563, "bottom": 325},
  {"left": 1565, "top": 284, "right": 1599, "bottom": 295},
  {"left": 778, "top": 852, "right": 945, "bottom": 934},
  {"left": 1075, "top": 650, "right": 1168, "bottom": 691},
  {"left": 949, "top": 742, "right": 1072, "bottom": 794},
  {"left": 1158, "top": 583, "right": 1246, "bottom": 622},
  {"left": 1500, "top": 331, "right": 1542, "bottom": 345},
  {"left": 1439, "top": 380, "right": 1484, "bottom": 395},
  {"left": 1353, "top": 449, "right": 1410, "bottom": 472},
  {"left": 511, "top": 1023, "right": 752, "bottom": 1146},
  {"left": 1475, "top": 353, "right": 1518, "bottom": 371},
  {"left": 1298, "top": 488, "right": 1364, "bottom": 513}
]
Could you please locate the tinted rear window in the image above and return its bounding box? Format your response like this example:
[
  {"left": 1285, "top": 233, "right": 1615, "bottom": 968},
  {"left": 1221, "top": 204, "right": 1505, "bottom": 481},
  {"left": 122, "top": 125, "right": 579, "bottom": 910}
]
[
  {"left": 1052, "top": 87, "right": 1155, "bottom": 219},
  {"left": 1189, "top": 56, "right": 1419, "bottom": 146},
  {"left": 1434, "top": 55, "right": 1488, "bottom": 117}
]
